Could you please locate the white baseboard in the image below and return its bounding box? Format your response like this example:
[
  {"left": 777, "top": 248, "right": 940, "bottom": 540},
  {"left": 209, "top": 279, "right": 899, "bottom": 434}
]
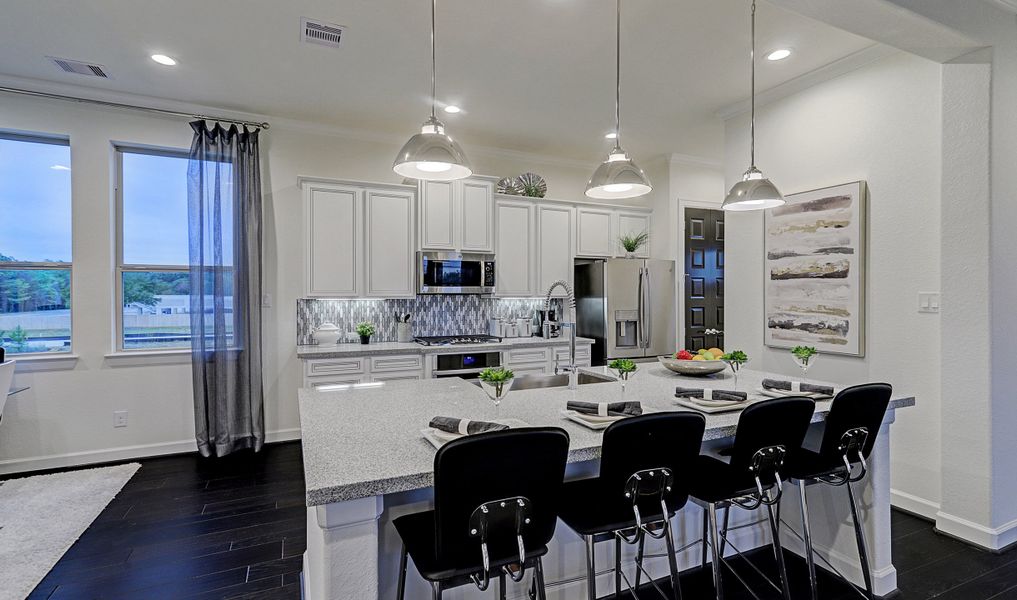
[
  {"left": 891, "top": 488, "right": 941, "bottom": 520},
  {"left": 935, "top": 510, "right": 1017, "bottom": 551},
  {"left": 0, "top": 427, "right": 302, "bottom": 476}
]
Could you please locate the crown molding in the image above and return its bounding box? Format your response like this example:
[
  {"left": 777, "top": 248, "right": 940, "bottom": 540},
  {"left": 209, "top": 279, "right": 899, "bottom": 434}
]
[
  {"left": 715, "top": 44, "right": 901, "bottom": 120},
  {"left": 0, "top": 73, "right": 596, "bottom": 171}
]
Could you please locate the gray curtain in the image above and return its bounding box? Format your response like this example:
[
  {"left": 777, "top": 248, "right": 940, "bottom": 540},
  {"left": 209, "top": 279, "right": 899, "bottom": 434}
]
[{"left": 187, "top": 121, "right": 264, "bottom": 457}]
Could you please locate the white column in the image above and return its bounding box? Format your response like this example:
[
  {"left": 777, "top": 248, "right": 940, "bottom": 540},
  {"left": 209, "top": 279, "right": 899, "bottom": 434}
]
[{"left": 303, "top": 496, "right": 384, "bottom": 600}]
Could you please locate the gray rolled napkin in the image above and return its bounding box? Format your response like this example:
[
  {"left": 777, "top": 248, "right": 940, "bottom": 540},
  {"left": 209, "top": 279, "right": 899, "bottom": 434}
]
[
  {"left": 566, "top": 400, "right": 642, "bottom": 417},
  {"left": 429, "top": 416, "right": 508, "bottom": 435},
  {"left": 675, "top": 387, "right": 748, "bottom": 402},
  {"left": 762, "top": 379, "right": 834, "bottom": 396}
]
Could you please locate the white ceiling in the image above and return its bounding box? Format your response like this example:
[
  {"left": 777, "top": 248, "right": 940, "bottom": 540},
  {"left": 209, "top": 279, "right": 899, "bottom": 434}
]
[{"left": 0, "top": 0, "right": 874, "bottom": 161}]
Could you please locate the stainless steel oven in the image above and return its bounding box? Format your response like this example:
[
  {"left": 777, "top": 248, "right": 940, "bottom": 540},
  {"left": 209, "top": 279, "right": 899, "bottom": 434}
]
[
  {"left": 430, "top": 351, "right": 501, "bottom": 379},
  {"left": 418, "top": 252, "right": 495, "bottom": 295}
]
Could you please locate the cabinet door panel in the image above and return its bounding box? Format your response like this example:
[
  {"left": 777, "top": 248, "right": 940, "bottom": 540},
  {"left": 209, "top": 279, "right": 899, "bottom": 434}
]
[
  {"left": 365, "top": 190, "right": 415, "bottom": 298},
  {"left": 495, "top": 201, "right": 534, "bottom": 297},
  {"left": 577, "top": 208, "right": 613, "bottom": 257},
  {"left": 617, "top": 212, "right": 651, "bottom": 257},
  {"left": 420, "top": 181, "right": 455, "bottom": 250},
  {"left": 537, "top": 205, "right": 574, "bottom": 296},
  {"left": 460, "top": 179, "right": 494, "bottom": 252},
  {"left": 306, "top": 186, "right": 359, "bottom": 297}
]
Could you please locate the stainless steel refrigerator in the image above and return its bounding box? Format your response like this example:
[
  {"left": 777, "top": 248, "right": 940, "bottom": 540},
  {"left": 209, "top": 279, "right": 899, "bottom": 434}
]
[{"left": 575, "top": 258, "right": 676, "bottom": 366}]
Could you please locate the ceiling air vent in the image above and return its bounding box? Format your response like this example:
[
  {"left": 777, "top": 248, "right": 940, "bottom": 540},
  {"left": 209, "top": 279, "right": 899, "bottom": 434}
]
[
  {"left": 48, "top": 56, "right": 110, "bottom": 78},
  {"left": 301, "top": 18, "right": 345, "bottom": 49}
]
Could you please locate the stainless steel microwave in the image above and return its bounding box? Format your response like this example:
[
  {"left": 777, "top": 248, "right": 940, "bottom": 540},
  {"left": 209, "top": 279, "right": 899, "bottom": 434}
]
[{"left": 418, "top": 252, "right": 496, "bottom": 295}]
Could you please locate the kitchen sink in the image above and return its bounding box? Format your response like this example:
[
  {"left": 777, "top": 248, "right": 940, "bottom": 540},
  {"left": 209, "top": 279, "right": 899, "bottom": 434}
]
[{"left": 471, "top": 372, "right": 615, "bottom": 391}]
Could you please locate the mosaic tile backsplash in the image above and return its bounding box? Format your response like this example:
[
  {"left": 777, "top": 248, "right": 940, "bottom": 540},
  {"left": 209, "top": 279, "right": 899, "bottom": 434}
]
[{"left": 297, "top": 297, "right": 564, "bottom": 345}]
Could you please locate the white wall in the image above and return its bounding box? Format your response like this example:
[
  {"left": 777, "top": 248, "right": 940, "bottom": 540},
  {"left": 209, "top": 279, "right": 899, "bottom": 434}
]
[
  {"left": 0, "top": 92, "right": 610, "bottom": 472},
  {"left": 723, "top": 51, "right": 943, "bottom": 511}
]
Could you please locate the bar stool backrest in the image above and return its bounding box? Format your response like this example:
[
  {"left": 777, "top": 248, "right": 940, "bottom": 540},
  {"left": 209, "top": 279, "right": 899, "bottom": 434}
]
[
  {"left": 432, "top": 427, "right": 570, "bottom": 568},
  {"left": 730, "top": 397, "right": 815, "bottom": 477},
  {"left": 818, "top": 383, "right": 892, "bottom": 465},
  {"left": 600, "top": 412, "right": 706, "bottom": 510}
]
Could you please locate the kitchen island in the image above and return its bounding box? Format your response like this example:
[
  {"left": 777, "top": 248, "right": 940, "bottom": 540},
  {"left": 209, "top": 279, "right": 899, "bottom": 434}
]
[{"left": 298, "top": 365, "right": 915, "bottom": 600}]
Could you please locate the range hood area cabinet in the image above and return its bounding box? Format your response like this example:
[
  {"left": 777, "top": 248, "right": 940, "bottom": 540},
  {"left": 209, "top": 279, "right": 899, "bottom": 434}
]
[
  {"left": 417, "top": 176, "right": 497, "bottom": 253},
  {"left": 576, "top": 207, "right": 651, "bottom": 259},
  {"left": 302, "top": 179, "right": 416, "bottom": 299}
]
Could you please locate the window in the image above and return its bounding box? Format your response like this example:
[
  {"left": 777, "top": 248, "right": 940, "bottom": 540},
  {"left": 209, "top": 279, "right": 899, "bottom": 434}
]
[
  {"left": 115, "top": 147, "right": 235, "bottom": 350},
  {"left": 0, "top": 133, "right": 72, "bottom": 355}
]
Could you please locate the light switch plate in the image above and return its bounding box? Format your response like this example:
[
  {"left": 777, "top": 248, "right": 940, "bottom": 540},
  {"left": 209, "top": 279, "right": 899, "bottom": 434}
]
[
  {"left": 113, "top": 410, "right": 128, "bottom": 428},
  {"left": 918, "top": 292, "right": 941, "bottom": 313}
]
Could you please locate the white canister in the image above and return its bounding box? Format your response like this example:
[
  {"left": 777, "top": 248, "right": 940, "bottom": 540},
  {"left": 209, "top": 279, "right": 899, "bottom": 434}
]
[
  {"left": 516, "top": 318, "right": 531, "bottom": 337},
  {"left": 313, "top": 322, "right": 342, "bottom": 346}
]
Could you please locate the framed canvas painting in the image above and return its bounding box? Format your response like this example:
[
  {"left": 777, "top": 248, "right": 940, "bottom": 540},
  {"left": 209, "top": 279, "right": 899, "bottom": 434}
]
[{"left": 763, "top": 181, "right": 867, "bottom": 356}]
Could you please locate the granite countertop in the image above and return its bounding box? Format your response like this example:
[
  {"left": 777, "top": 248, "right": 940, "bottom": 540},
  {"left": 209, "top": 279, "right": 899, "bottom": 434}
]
[
  {"left": 296, "top": 335, "right": 595, "bottom": 359},
  {"left": 298, "top": 366, "right": 915, "bottom": 506}
]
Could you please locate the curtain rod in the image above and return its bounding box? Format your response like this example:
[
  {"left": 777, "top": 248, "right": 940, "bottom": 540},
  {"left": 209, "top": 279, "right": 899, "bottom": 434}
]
[{"left": 0, "top": 86, "right": 270, "bottom": 130}]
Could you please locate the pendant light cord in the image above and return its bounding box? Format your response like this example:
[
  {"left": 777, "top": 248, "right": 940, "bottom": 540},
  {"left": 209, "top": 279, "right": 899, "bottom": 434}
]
[
  {"left": 615, "top": 0, "right": 622, "bottom": 146},
  {"left": 430, "top": 0, "right": 437, "bottom": 120},
  {"left": 750, "top": 0, "right": 756, "bottom": 169}
]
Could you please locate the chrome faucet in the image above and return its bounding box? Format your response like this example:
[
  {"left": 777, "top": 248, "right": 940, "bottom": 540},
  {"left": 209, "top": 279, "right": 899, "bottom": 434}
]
[{"left": 544, "top": 280, "right": 578, "bottom": 390}]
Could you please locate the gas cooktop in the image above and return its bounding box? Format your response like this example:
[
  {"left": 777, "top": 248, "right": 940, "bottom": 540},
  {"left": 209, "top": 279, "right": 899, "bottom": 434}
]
[{"left": 414, "top": 335, "right": 502, "bottom": 346}]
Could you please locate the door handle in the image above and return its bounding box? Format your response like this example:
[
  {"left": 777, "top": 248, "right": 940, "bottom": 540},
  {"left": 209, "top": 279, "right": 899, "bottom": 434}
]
[
  {"left": 642, "top": 267, "right": 652, "bottom": 349},
  {"left": 705, "top": 328, "right": 723, "bottom": 335},
  {"left": 636, "top": 268, "right": 645, "bottom": 348}
]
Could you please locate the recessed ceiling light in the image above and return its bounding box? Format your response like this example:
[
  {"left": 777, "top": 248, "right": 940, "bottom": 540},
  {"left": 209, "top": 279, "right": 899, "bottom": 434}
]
[
  {"left": 443, "top": 105, "right": 461, "bottom": 114},
  {"left": 604, "top": 132, "right": 618, "bottom": 139},
  {"left": 150, "top": 54, "right": 177, "bottom": 66},
  {"left": 766, "top": 48, "right": 792, "bottom": 61},
  {"left": 50, "top": 165, "right": 70, "bottom": 171}
]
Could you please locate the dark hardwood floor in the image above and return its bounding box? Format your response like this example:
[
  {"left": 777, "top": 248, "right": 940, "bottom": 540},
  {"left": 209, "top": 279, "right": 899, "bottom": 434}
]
[{"left": 12, "top": 441, "right": 1017, "bottom": 599}]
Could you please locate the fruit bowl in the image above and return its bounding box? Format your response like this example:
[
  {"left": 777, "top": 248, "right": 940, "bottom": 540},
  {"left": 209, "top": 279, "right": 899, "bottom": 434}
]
[{"left": 657, "top": 356, "right": 727, "bottom": 376}]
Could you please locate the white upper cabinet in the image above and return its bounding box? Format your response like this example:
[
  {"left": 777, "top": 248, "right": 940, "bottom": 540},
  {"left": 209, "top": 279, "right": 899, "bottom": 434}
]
[
  {"left": 576, "top": 207, "right": 614, "bottom": 257},
  {"left": 419, "top": 177, "right": 495, "bottom": 253},
  {"left": 304, "top": 183, "right": 360, "bottom": 298},
  {"left": 616, "top": 211, "right": 651, "bottom": 258},
  {"left": 495, "top": 200, "right": 535, "bottom": 297},
  {"left": 459, "top": 179, "right": 495, "bottom": 252},
  {"left": 365, "top": 188, "right": 416, "bottom": 298},
  {"left": 536, "top": 204, "right": 575, "bottom": 296},
  {"left": 419, "top": 181, "right": 456, "bottom": 250}
]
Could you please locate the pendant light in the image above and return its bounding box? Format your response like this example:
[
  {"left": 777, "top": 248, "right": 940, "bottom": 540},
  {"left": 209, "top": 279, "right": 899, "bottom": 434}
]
[
  {"left": 723, "top": 0, "right": 785, "bottom": 211},
  {"left": 393, "top": 0, "right": 472, "bottom": 181},
  {"left": 586, "top": 0, "right": 651, "bottom": 200}
]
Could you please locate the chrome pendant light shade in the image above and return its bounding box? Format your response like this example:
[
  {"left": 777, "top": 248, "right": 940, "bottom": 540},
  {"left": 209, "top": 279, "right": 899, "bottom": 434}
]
[
  {"left": 586, "top": 0, "right": 651, "bottom": 200},
  {"left": 393, "top": 0, "right": 472, "bottom": 181},
  {"left": 722, "top": 0, "right": 784, "bottom": 211},
  {"left": 586, "top": 145, "right": 652, "bottom": 200},
  {"left": 393, "top": 116, "right": 472, "bottom": 180}
]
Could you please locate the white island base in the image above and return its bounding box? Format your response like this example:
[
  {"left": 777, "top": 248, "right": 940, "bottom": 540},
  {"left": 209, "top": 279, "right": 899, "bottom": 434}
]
[{"left": 298, "top": 369, "right": 911, "bottom": 600}]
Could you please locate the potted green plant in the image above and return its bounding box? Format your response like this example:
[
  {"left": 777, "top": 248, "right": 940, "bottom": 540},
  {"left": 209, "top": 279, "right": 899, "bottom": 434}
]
[
  {"left": 790, "top": 345, "right": 818, "bottom": 377},
  {"left": 608, "top": 358, "right": 638, "bottom": 398},
  {"left": 721, "top": 350, "right": 749, "bottom": 386},
  {"left": 355, "top": 322, "right": 376, "bottom": 345},
  {"left": 478, "top": 367, "right": 515, "bottom": 416},
  {"left": 618, "top": 231, "right": 649, "bottom": 257}
]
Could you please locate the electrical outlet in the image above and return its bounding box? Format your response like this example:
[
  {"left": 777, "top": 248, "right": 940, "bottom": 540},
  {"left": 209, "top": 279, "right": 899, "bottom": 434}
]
[
  {"left": 918, "top": 292, "right": 941, "bottom": 313},
  {"left": 262, "top": 293, "right": 272, "bottom": 308},
  {"left": 113, "top": 410, "right": 128, "bottom": 428}
]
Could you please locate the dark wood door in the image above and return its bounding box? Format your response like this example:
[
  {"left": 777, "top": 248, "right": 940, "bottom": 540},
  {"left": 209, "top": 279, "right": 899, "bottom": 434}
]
[{"left": 684, "top": 208, "right": 724, "bottom": 351}]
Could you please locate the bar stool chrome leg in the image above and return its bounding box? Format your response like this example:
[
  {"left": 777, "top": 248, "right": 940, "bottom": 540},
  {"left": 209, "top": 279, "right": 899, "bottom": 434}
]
[
  {"left": 797, "top": 480, "right": 819, "bottom": 600},
  {"left": 585, "top": 535, "right": 597, "bottom": 600},
  {"left": 701, "top": 509, "right": 710, "bottom": 569},
  {"left": 846, "top": 480, "right": 875, "bottom": 599},
  {"left": 765, "top": 500, "right": 792, "bottom": 600},
  {"left": 663, "top": 515, "right": 684, "bottom": 599},
  {"left": 397, "top": 543, "right": 409, "bottom": 600},
  {"left": 707, "top": 503, "right": 725, "bottom": 600},
  {"left": 430, "top": 580, "right": 442, "bottom": 600},
  {"left": 615, "top": 535, "right": 623, "bottom": 597},
  {"left": 534, "top": 558, "right": 548, "bottom": 600},
  {"left": 634, "top": 533, "right": 646, "bottom": 589}
]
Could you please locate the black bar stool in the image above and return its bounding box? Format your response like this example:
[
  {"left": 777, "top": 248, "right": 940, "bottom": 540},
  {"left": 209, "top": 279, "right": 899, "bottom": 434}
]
[
  {"left": 785, "top": 383, "right": 892, "bottom": 600},
  {"left": 689, "top": 397, "right": 815, "bottom": 600},
  {"left": 557, "top": 412, "right": 707, "bottom": 600},
  {"left": 393, "top": 427, "right": 570, "bottom": 600}
]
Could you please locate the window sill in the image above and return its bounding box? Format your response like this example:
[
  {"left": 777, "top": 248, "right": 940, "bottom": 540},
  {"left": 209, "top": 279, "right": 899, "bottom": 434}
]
[
  {"left": 11, "top": 353, "right": 80, "bottom": 372},
  {"left": 104, "top": 349, "right": 192, "bottom": 367}
]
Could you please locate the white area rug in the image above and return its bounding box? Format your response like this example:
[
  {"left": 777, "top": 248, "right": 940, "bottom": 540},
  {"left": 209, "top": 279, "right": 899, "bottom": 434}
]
[{"left": 0, "top": 463, "right": 141, "bottom": 600}]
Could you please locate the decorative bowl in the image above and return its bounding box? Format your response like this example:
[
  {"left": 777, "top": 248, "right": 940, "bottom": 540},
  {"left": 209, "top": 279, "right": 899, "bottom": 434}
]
[
  {"left": 657, "top": 355, "right": 727, "bottom": 376},
  {"left": 516, "top": 172, "right": 547, "bottom": 198},
  {"left": 497, "top": 177, "right": 522, "bottom": 195}
]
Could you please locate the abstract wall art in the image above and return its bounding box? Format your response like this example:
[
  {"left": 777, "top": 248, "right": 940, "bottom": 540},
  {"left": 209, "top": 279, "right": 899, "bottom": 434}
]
[{"left": 764, "top": 181, "right": 867, "bottom": 356}]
